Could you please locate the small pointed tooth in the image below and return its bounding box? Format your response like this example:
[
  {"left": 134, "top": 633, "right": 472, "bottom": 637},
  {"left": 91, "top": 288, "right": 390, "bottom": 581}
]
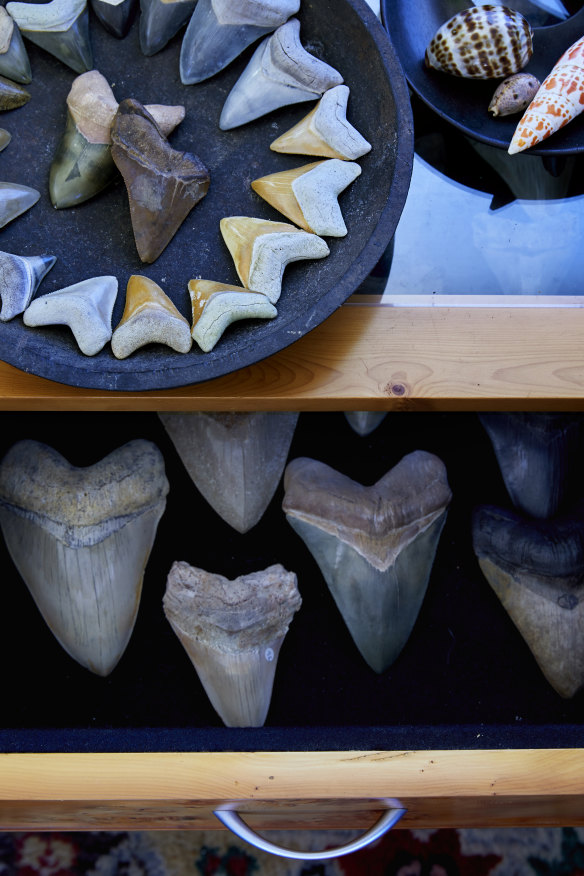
[
  {"left": 180, "top": 0, "right": 299, "bottom": 85},
  {"left": 164, "top": 560, "right": 301, "bottom": 726},
  {"left": 189, "top": 279, "right": 277, "bottom": 352},
  {"left": 89, "top": 0, "right": 137, "bottom": 38},
  {"left": 159, "top": 410, "right": 298, "bottom": 532},
  {"left": 139, "top": 0, "right": 197, "bottom": 56},
  {"left": 111, "top": 274, "right": 192, "bottom": 358},
  {"left": 23, "top": 275, "right": 118, "bottom": 356},
  {"left": 220, "top": 216, "right": 329, "bottom": 303},
  {"left": 283, "top": 451, "right": 451, "bottom": 673},
  {"left": 0, "top": 74, "right": 29, "bottom": 110},
  {"left": 0, "top": 7, "right": 32, "bottom": 84},
  {"left": 270, "top": 85, "right": 372, "bottom": 160},
  {"left": 0, "top": 438, "right": 169, "bottom": 676},
  {"left": 344, "top": 412, "right": 387, "bottom": 436},
  {"left": 7, "top": 0, "right": 93, "bottom": 74},
  {"left": 0, "top": 251, "right": 57, "bottom": 321},
  {"left": 0, "top": 128, "right": 10, "bottom": 151},
  {"left": 0, "top": 182, "right": 39, "bottom": 228},
  {"left": 472, "top": 503, "right": 584, "bottom": 698},
  {"left": 219, "top": 18, "right": 343, "bottom": 130}
]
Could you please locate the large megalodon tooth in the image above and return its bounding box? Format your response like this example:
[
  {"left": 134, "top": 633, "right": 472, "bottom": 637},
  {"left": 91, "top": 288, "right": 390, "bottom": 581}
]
[
  {"left": 139, "top": 0, "right": 197, "bottom": 56},
  {"left": 283, "top": 451, "right": 452, "bottom": 673},
  {"left": 0, "top": 251, "right": 56, "bottom": 321},
  {"left": 0, "top": 7, "right": 31, "bottom": 84},
  {"left": 344, "top": 412, "right": 387, "bottom": 437},
  {"left": 0, "top": 75, "right": 29, "bottom": 110},
  {"left": 189, "top": 279, "right": 277, "bottom": 352},
  {"left": 219, "top": 18, "right": 344, "bottom": 130},
  {"left": 111, "top": 98, "right": 210, "bottom": 263},
  {"left": 7, "top": 0, "right": 93, "bottom": 74},
  {"left": 472, "top": 503, "right": 584, "bottom": 698},
  {"left": 0, "top": 439, "right": 169, "bottom": 676},
  {"left": 180, "top": 0, "right": 299, "bottom": 85},
  {"left": 111, "top": 274, "right": 193, "bottom": 358},
  {"left": 164, "top": 560, "right": 301, "bottom": 726},
  {"left": 0, "top": 182, "right": 39, "bottom": 228},
  {"left": 159, "top": 411, "right": 298, "bottom": 532},
  {"left": 90, "top": 0, "right": 137, "bottom": 38}
]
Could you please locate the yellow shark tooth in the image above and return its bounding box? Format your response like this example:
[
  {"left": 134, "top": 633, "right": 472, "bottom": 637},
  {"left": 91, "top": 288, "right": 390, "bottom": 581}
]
[
  {"left": 189, "top": 279, "right": 277, "bottom": 352},
  {"left": 111, "top": 274, "right": 192, "bottom": 358}
]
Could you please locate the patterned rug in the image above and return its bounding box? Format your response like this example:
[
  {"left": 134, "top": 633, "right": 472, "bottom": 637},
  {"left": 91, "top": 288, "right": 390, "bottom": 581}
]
[{"left": 3, "top": 828, "right": 584, "bottom": 876}]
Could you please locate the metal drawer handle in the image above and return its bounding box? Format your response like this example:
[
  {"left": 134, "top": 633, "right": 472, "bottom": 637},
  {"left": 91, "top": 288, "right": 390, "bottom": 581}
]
[{"left": 213, "top": 801, "right": 406, "bottom": 861}]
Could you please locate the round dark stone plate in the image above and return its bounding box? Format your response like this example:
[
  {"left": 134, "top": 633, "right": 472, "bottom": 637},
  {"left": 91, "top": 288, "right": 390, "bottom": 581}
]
[{"left": 0, "top": 0, "right": 413, "bottom": 390}]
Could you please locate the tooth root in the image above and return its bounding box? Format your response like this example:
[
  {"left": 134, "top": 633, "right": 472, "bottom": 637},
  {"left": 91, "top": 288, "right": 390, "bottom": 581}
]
[
  {"left": 472, "top": 503, "right": 584, "bottom": 698},
  {"left": 0, "top": 74, "right": 29, "bottom": 110},
  {"left": 219, "top": 18, "right": 343, "bottom": 130},
  {"left": 7, "top": 0, "right": 93, "bottom": 73},
  {"left": 283, "top": 451, "right": 452, "bottom": 673},
  {"left": 344, "top": 412, "right": 387, "bottom": 436},
  {"left": 0, "top": 252, "right": 57, "bottom": 321},
  {"left": 220, "top": 216, "right": 329, "bottom": 303},
  {"left": 0, "top": 439, "right": 169, "bottom": 676},
  {"left": 164, "top": 561, "right": 301, "bottom": 727},
  {"left": 0, "top": 7, "right": 32, "bottom": 83},
  {"left": 188, "top": 279, "right": 277, "bottom": 352},
  {"left": 0, "top": 182, "right": 39, "bottom": 229},
  {"left": 111, "top": 274, "right": 192, "bottom": 358},
  {"left": 89, "top": 0, "right": 137, "bottom": 38},
  {"left": 23, "top": 275, "right": 118, "bottom": 356},
  {"left": 139, "top": 0, "right": 197, "bottom": 56}
]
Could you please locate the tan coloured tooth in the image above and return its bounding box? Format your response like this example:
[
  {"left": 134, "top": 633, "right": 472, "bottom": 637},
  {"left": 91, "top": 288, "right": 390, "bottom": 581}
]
[
  {"left": 220, "top": 216, "right": 329, "bottom": 303},
  {"left": 111, "top": 274, "right": 192, "bottom": 358},
  {"left": 164, "top": 560, "right": 301, "bottom": 726},
  {"left": 189, "top": 279, "right": 277, "bottom": 352}
]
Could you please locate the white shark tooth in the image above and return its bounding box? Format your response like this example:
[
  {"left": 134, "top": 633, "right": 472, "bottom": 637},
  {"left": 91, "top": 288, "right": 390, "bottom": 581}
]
[
  {"left": 0, "top": 129, "right": 10, "bottom": 151},
  {"left": 89, "top": 0, "right": 137, "bottom": 38},
  {"left": 219, "top": 18, "right": 344, "bottom": 130},
  {"left": 7, "top": 0, "right": 93, "bottom": 74},
  {"left": 0, "top": 7, "right": 32, "bottom": 84},
  {"left": 252, "top": 158, "right": 361, "bottom": 237},
  {"left": 344, "top": 412, "right": 387, "bottom": 436},
  {"left": 111, "top": 274, "right": 192, "bottom": 359},
  {"left": 180, "top": 0, "right": 299, "bottom": 85},
  {"left": 164, "top": 560, "right": 301, "bottom": 726},
  {"left": 473, "top": 503, "right": 584, "bottom": 698},
  {"left": 139, "top": 0, "right": 197, "bottom": 56},
  {"left": 23, "top": 275, "right": 118, "bottom": 356},
  {"left": 283, "top": 451, "right": 452, "bottom": 673},
  {"left": 159, "top": 411, "right": 298, "bottom": 532},
  {"left": 188, "top": 279, "right": 277, "bottom": 352},
  {"left": 220, "top": 216, "right": 329, "bottom": 303},
  {"left": 0, "top": 182, "right": 39, "bottom": 229},
  {"left": 0, "top": 439, "right": 169, "bottom": 676},
  {"left": 270, "top": 84, "right": 372, "bottom": 160},
  {"left": 0, "top": 251, "right": 57, "bottom": 321}
]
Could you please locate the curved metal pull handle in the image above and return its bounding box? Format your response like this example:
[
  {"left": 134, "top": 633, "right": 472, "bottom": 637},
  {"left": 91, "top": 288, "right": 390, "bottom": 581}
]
[{"left": 213, "top": 802, "right": 407, "bottom": 861}]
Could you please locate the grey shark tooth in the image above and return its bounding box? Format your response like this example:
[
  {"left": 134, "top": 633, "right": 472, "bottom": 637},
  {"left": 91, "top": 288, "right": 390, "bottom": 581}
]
[
  {"left": 7, "top": 0, "right": 93, "bottom": 74},
  {"left": 139, "top": 0, "right": 197, "bottom": 56},
  {"left": 0, "top": 251, "right": 57, "bottom": 321},
  {"left": 479, "top": 413, "right": 583, "bottom": 519},
  {"left": 0, "top": 182, "right": 39, "bottom": 228},
  {"left": 0, "top": 7, "right": 32, "bottom": 84},
  {"left": 283, "top": 451, "right": 452, "bottom": 673},
  {"left": 164, "top": 560, "right": 301, "bottom": 727},
  {"left": 472, "top": 502, "right": 584, "bottom": 698},
  {"left": 0, "top": 439, "right": 169, "bottom": 676},
  {"left": 344, "top": 412, "right": 387, "bottom": 437},
  {"left": 159, "top": 411, "right": 299, "bottom": 532},
  {"left": 90, "top": 0, "right": 137, "bottom": 38},
  {"left": 0, "top": 129, "right": 10, "bottom": 151}
]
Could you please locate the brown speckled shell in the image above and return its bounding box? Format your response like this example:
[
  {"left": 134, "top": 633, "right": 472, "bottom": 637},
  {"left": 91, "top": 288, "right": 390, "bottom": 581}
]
[{"left": 489, "top": 72, "right": 540, "bottom": 117}]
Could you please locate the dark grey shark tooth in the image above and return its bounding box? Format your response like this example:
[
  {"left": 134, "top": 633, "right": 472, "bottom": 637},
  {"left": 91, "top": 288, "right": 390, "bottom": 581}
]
[
  {"left": 159, "top": 411, "right": 298, "bottom": 532},
  {"left": 344, "top": 412, "right": 387, "bottom": 437},
  {"left": 480, "top": 413, "right": 583, "bottom": 518},
  {"left": 0, "top": 182, "right": 39, "bottom": 228},
  {"left": 472, "top": 503, "right": 584, "bottom": 698},
  {"left": 139, "top": 0, "right": 196, "bottom": 56},
  {"left": 6, "top": 0, "right": 92, "bottom": 74},
  {"left": 0, "top": 7, "right": 32, "bottom": 84},
  {"left": 0, "top": 129, "right": 10, "bottom": 151},
  {"left": 283, "top": 451, "right": 452, "bottom": 673},
  {"left": 90, "top": 0, "right": 137, "bottom": 38},
  {"left": 0, "top": 74, "right": 29, "bottom": 110},
  {"left": 0, "top": 251, "right": 56, "bottom": 321}
]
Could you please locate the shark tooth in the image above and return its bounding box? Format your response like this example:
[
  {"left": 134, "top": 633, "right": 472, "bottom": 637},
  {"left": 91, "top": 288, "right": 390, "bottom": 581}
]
[
  {"left": 270, "top": 84, "right": 372, "bottom": 160},
  {"left": 111, "top": 274, "right": 192, "bottom": 358},
  {"left": 0, "top": 129, "right": 10, "bottom": 151},
  {"left": 164, "top": 560, "right": 301, "bottom": 726},
  {"left": 23, "top": 275, "right": 118, "bottom": 356},
  {"left": 0, "top": 7, "right": 32, "bottom": 84},
  {"left": 283, "top": 451, "right": 452, "bottom": 673},
  {"left": 189, "top": 278, "right": 277, "bottom": 352},
  {"left": 480, "top": 413, "right": 582, "bottom": 519},
  {"left": 219, "top": 18, "right": 344, "bottom": 130},
  {"left": 472, "top": 502, "right": 584, "bottom": 698},
  {"left": 344, "top": 412, "right": 387, "bottom": 437},
  {"left": 251, "top": 159, "right": 361, "bottom": 237},
  {"left": 90, "top": 0, "right": 137, "bottom": 38},
  {"left": 111, "top": 98, "right": 210, "bottom": 263},
  {"left": 220, "top": 216, "right": 329, "bottom": 303},
  {"left": 0, "top": 439, "right": 168, "bottom": 676},
  {"left": 139, "top": 0, "right": 197, "bottom": 56},
  {"left": 7, "top": 0, "right": 93, "bottom": 74},
  {"left": 0, "top": 74, "right": 29, "bottom": 110},
  {"left": 159, "top": 411, "right": 298, "bottom": 532},
  {"left": 0, "top": 182, "right": 39, "bottom": 228},
  {"left": 180, "top": 0, "right": 299, "bottom": 85},
  {"left": 0, "top": 251, "right": 57, "bottom": 321}
]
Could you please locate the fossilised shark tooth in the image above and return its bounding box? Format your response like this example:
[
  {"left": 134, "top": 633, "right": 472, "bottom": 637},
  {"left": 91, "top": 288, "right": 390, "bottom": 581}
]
[
  {"left": 0, "top": 129, "right": 10, "bottom": 151},
  {"left": 180, "top": 0, "right": 299, "bottom": 85},
  {"left": 220, "top": 216, "right": 329, "bottom": 303},
  {"left": 164, "top": 560, "right": 301, "bottom": 726},
  {"left": 219, "top": 18, "right": 344, "bottom": 130},
  {"left": 472, "top": 502, "right": 584, "bottom": 698},
  {"left": 251, "top": 159, "right": 361, "bottom": 237},
  {"left": 7, "top": 0, "right": 93, "bottom": 74},
  {"left": 90, "top": 0, "right": 137, "bottom": 38},
  {"left": 0, "top": 182, "right": 39, "bottom": 228},
  {"left": 344, "top": 412, "right": 387, "bottom": 437},
  {"left": 159, "top": 411, "right": 298, "bottom": 532},
  {"left": 111, "top": 274, "right": 192, "bottom": 358},
  {"left": 189, "top": 279, "right": 277, "bottom": 352},
  {"left": 0, "top": 251, "right": 56, "bottom": 321},
  {"left": 23, "top": 275, "right": 118, "bottom": 355},
  {"left": 0, "top": 74, "right": 29, "bottom": 110},
  {"left": 111, "top": 98, "right": 210, "bottom": 263},
  {"left": 283, "top": 451, "right": 452, "bottom": 673},
  {"left": 0, "top": 438, "right": 169, "bottom": 676},
  {"left": 270, "top": 84, "right": 372, "bottom": 160},
  {"left": 139, "top": 0, "right": 197, "bottom": 56},
  {"left": 0, "top": 7, "right": 32, "bottom": 84}
]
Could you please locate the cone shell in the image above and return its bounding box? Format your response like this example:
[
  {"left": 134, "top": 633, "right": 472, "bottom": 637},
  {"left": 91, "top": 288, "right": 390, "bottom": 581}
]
[
  {"left": 189, "top": 279, "right": 277, "bottom": 352},
  {"left": 111, "top": 274, "right": 192, "bottom": 358}
]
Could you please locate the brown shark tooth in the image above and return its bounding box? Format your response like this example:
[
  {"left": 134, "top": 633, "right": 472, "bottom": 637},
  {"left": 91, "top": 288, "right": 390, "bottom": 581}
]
[
  {"left": 164, "top": 560, "right": 302, "bottom": 727},
  {"left": 0, "top": 73, "right": 29, "bottom": 110},
  {"left": 472, "top": 502, "right": 584, "bottom": 698},
  {"left": 111, "top": 274, "right": 192, "bottom": 358},
  {"left": 0, "top": 128, "right": 10, "bottom": 151},
  {"left": 189, "top": 279, "right": 277, "bottom": 352},
  {"left": 111, "top": 98, "right": 210, "bottom": 263},
  {"left": 159, "top": 411, "right": 298, "bottom": 532},
  {"left": 283, "top": 451, "right": 452, "bottom": 673}
]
